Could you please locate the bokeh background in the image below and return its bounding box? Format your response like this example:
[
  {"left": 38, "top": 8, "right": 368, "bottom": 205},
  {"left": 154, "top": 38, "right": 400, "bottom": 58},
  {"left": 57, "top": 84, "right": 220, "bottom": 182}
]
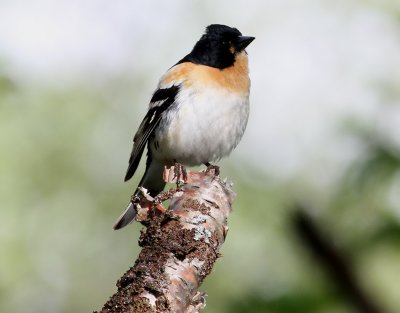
[{"left": 1, "top": 1, "right": 400, "bottom": 312}]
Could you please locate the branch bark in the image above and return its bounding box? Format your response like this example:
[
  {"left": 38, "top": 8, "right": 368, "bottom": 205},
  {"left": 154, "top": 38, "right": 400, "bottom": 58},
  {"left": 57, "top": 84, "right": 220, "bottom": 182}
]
[{"left": 98, "top": 169, "right": 235, "bottom": 313}]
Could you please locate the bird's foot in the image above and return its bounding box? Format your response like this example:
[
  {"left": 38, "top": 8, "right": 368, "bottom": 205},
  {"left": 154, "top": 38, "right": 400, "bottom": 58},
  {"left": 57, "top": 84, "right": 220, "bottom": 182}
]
[
  {"left": 163, "top": 164, "right": 187, "bottom": 188},
  {"left": 204, "top": 162, "right": 220, "bottom": 176},
  {"left": 164, "top": 161, "right": 188, "bottom": 188},
  {"left": 174, "top": 161, "right": 187, "bottom": 185}
]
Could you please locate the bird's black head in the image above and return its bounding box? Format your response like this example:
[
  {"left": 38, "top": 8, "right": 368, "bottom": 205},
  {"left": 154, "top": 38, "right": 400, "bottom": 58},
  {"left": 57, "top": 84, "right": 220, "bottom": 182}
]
[{"left": 179, "top": 24, "right": 255, "bottom": 69}]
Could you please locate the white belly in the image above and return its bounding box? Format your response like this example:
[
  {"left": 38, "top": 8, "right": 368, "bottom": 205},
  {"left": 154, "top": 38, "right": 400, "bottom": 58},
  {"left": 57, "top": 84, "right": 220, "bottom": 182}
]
[{"left": 151, "top": 87, "right": 249, "bottom": 166}]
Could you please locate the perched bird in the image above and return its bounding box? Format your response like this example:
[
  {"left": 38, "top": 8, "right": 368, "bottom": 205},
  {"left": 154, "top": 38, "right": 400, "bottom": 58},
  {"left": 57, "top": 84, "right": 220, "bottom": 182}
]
[{"left": 113, "top": 24, "right": 255, "bottom": 230}]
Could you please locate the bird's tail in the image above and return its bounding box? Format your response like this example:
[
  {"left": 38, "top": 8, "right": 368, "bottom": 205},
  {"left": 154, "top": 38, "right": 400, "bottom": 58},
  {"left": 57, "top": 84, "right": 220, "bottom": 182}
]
[
  {"left": 112, "top": 195, "right": 139, "bottom": 230},
  {"left": 113, "top": 157, "right": 166, "bottom": 230}
]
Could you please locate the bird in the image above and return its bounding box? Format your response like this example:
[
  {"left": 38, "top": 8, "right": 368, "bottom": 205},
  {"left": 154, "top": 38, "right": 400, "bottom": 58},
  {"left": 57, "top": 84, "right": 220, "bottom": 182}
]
[{"left": 113, "top": 24, "right": 255, "bottom": 230}]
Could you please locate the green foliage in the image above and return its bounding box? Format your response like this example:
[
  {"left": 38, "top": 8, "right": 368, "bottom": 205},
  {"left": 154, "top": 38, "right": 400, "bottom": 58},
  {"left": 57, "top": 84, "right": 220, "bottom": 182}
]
[
  {"left": 226, "top": 292, "right": 340, "bottom": 313},
  {"left": 1, "top": 52, "right": 400, "bottom": 313}
]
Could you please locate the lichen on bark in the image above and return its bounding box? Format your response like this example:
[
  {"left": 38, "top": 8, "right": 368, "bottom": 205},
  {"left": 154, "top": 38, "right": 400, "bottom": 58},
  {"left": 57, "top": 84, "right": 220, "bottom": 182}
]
[{"left": 98, "top": 169, "right": 235, "bottom": 313}]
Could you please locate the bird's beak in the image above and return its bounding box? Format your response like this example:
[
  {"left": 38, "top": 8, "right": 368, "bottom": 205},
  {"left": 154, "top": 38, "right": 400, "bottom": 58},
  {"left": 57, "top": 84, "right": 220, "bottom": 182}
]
[{"left": 236, "top": 36, "right": 255, "bottom": 51}]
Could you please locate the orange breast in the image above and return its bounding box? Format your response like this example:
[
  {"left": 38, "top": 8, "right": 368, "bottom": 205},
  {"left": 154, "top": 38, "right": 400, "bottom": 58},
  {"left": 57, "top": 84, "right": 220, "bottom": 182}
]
[{"left": 160, "top": 51, "right": 250, "bottom": 94}]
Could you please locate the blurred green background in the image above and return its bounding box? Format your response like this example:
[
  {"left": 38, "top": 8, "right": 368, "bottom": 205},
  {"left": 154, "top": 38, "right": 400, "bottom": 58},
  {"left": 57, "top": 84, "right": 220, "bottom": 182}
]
[{"left": 1, "top": 1, "right": 400, "bottom": 312}]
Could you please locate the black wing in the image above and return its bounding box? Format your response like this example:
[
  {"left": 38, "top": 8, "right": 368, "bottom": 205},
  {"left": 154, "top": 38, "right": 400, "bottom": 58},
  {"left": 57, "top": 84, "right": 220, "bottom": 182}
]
[{"left": 124, "top": 85, "right": 179, "bottom": 181}]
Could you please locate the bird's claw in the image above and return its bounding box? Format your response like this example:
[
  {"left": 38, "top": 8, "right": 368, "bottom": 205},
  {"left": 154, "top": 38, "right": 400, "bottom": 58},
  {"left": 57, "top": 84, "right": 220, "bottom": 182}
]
[
  {"left": 173, "top": 162, "right": 187, "bottom": 186},
  {"left": 163, "top": 162, "right": 188, "bottom": 186}
]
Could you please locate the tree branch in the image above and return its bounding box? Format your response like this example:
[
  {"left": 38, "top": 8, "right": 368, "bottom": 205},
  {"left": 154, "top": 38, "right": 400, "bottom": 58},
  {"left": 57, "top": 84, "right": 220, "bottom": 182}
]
[
  {"left": 293, "top": 208, "right": 385, "bottom": 313},
  {"left": 98, "top": 169, "right": 235, "bottom": 313}
]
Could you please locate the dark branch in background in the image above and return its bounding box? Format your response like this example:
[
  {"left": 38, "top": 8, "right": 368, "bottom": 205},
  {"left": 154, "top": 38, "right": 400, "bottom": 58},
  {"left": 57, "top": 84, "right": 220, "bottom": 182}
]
[
  {"left": 293, "top": 207, "right": 385, "bottom": 313},
  {"left": 98, "top": 169, "right": 235, "bottom": 313}
]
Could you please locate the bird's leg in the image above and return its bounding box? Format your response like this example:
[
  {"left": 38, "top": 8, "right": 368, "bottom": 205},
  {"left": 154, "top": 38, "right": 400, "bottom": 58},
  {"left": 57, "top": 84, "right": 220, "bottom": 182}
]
[
  {"left": 155, "top": 165, "right": 187, "bottom": 207},
  {"left": 173, "top": 160, "right": 188, "bottom": 187},
  {"left": 204, "top": 162, "right": 220, "bottom": 176}
]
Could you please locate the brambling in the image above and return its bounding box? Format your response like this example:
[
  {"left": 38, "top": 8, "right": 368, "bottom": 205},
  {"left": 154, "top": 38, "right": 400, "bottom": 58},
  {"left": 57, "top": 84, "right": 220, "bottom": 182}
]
[{"left": 113, "top": 24, "right": 255, "bottom": 230}]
